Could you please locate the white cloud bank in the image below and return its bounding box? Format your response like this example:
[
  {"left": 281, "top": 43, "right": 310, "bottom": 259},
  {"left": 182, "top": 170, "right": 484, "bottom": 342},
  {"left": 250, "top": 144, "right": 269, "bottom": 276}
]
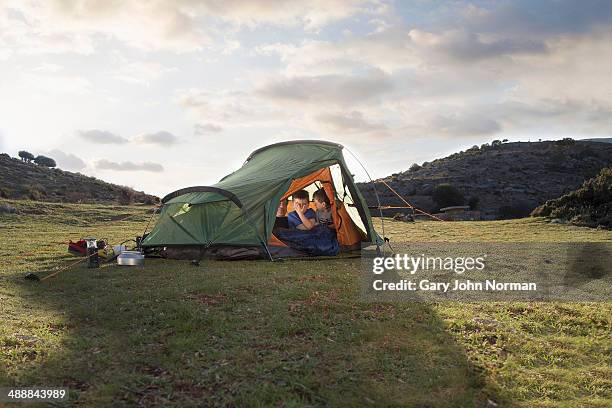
[
  {"left": 94, "top": 159, "right": 164, "bottom": 172},
  {"left": 46, "top": 149, "right": 87, "bottom": 171}
]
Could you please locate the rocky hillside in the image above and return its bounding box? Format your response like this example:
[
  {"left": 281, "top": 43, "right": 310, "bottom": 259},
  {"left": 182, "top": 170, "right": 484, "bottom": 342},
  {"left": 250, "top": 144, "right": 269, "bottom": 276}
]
[
  {"left": 358, "top": 140, "right": 612, "bottom": 219},
  {"left": 0, "top": 153, "right": 159, "bottom": 205},
  {"left": 531, "top": 167, "right": 611, "bottom": 229}
]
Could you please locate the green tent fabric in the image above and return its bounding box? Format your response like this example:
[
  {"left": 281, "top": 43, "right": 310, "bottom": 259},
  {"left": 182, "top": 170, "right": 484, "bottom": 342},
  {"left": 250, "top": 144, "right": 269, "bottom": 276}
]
[{"left": 142, "top": 140, "right": 381, "bottom": 255}]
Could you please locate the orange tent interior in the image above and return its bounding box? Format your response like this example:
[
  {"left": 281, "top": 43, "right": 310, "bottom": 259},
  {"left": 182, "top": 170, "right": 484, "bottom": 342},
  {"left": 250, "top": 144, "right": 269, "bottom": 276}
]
[{"left": 268, "top": 167, "right": 365, "bottom": 250}]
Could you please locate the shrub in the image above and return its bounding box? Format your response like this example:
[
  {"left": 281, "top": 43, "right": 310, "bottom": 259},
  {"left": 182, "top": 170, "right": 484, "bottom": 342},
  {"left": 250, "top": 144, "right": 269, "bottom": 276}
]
[
  {"left": 26, "top": 184, "right": 47, "bottom": 201},
  {"left": 119, "top": 188, "right": 135, "bottom": 205},
  {"left": 432, "top": 184, "right": 464, "bottom": 209},
  {"left": 143, "top": 196, "right": 159, "bottom": 205},
  {"left": 532, "top": 167, "right": 611, "bottom": 228},
  {"left": 0, "top": 187, "right": 11, "bottom": 198},
  {"left": 555, "top": 137, "right": 575, "bottom": 146},
  {"left": 33, "top": 155, "right": 56, "bottom": 167},
  {"left": 468, "top": 196, "right": 480, "bottom": 210},
  {"left": 546, "top": 150, "right": 566, "bottom": 171},
  {"left": 498, "top": 201, "right": 532, "bottom": 219},
  {"left": 18, "top": 150, "right": 35, "bottom": 162},
  {"left": 0, "top": 203, "right": 18, "bottom": 214},
  {"left": 409, "top": 163, "right": 421, "bottom": 172}
]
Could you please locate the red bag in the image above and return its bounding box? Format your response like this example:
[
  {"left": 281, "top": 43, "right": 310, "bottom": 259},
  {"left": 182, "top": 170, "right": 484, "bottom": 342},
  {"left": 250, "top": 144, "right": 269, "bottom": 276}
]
[{"left": 68, "top": 239, "right": 87, "bottom": 256}]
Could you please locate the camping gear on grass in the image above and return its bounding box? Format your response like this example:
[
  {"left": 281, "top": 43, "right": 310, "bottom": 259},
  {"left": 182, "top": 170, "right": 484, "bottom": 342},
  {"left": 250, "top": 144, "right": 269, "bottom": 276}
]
[
  {"left": 68, "top": 239, "right": 88, "bottom": 256},
  {"left": 142, "top": 140, "right": 382, "bottom": 260},
  {"left": 117, "top": 251, "right": 145, "bottom": 266},
  {"left": 69, "top": 238, "right": 110, "bottom": 261},
  {"left": 113, "top": 245, "right": 126, "bottom": 255},
  {"left": 85, "top": 237, "right": 100, "bottom": 268}
]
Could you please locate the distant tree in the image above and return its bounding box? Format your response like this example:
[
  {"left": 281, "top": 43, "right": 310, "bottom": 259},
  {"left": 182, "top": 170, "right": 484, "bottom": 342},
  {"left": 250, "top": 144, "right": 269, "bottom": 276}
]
[
  {"left": 33, "top": 155, "right": 56, "bottom": 168},
  {"left": 556, "top": 137, "right": 576, "bottom": 146},
  {"left": 432, "top": 184, "right": 465, "bottom": 209},
  {"left": 118, "top": 187, "right": 135, "bottom": 205},
  {"left": 502, "top": 139, "right": 509, "bottom": 143},
  {"left": 18, "top": 150, "right": 35, "bottom": 162},
  {"left": 491, "top": 139, "right": 502, "bottom": 147},
  {"left": 468, "top": 196, "right": 480, "bottom": 210},
  {"left": 498, "top": 201, "right": 532, "bottom": 219},
  {"left": 409, "top": 163, "right": 421, "bottom": 172},
  {"left": 480, "top": 143, "right": 490, "bottom": 149}
]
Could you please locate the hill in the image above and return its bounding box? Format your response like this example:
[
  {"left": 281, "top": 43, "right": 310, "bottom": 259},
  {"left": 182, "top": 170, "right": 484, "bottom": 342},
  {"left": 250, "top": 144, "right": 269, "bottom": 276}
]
[
  {"left": 358, "top": 140, "right": 612, "bottom": 219},
  {"left": 580, "top": 137, "right": 612, "bottom": 143},
  {"left": 531, "top": 167, "right": 611, "bottom": 228},
  {"left": 0, "top": 153, "right": 158, "bottom": 205}
]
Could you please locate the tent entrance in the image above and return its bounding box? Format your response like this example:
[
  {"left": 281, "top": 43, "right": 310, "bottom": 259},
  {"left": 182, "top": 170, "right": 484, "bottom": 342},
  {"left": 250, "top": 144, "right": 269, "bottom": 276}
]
[{"left": 269, "top": 165, "right": 366, "bottom": 250}]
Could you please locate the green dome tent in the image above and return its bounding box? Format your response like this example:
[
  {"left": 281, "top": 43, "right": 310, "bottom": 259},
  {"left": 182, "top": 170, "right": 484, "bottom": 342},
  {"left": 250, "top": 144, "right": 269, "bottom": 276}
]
[{"left": 142, "top": 140, "right": 381, "bottom": 260}]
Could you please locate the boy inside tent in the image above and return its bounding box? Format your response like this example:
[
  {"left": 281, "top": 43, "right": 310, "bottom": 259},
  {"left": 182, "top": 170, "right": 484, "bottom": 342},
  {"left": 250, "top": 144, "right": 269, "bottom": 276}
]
[{"left": 276, "top": 189, "right": 339, "bottom": 256}]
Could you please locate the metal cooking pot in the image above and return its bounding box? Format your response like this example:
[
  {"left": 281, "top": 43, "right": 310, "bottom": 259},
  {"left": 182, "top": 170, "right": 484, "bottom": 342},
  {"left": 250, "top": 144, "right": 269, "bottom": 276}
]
[{"left": 117, "top": 251, "right": 145, "bottom": 266}]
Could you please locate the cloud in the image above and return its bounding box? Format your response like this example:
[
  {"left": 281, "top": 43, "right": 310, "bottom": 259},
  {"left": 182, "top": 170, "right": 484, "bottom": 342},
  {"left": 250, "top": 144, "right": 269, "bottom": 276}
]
[
  {"left": 407, "top": 28, "right": 548, "bottom": 61},
  {"left": 255, "top": 71, "right": 394, "bottom": 106},
  {"left": 77, "top": 129, "right": 128, "bottom": 144},
  {"left": 134, "top": 131, "right": 179, "bottom": 146},
  {"left": 195, "top": 0, "right": 380, "bottom": 31},
  {"left": 94, "top": 159, "right": 163, "bottom": 172},
  {"left": 464, "top": 0, "right": 612, "bottom": 37},
  {"left": 175, "top": 89, "right": 289, "bottom": 125},
  {"left": 31, "top": 63, "right": 63, "bottom": 73},
  {"left": 428, "top": 113, "right": 502, "bottom": 137},
  {"left": 46, "top": 149, "right": 86, "bottom": 171},
  {"left": 315, "top": 111, "right": 388, "bottom": 134},
  {"left": 17, "top": 71, "right": 92, "bottom": 95},
  {"left": 111, "top": 56, "right": 177, "bottom": 85},
  {"left": 248, "top": 2, "right": 612, "bottom": 141},
  {"left": 0, "top": 0, "right": 378, "bottom": 55},
  {"left": 194, "top": 123, "right": 223, "bottom": 135},
  {"left": 1, "top": 1, "right": 210, "bottom": 54}
]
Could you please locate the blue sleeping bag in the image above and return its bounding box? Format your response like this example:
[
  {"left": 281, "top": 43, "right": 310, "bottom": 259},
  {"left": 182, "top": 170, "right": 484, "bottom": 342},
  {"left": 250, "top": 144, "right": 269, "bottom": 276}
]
[{"left": 275, "top": 224, "right": 340, "bottom": 256}]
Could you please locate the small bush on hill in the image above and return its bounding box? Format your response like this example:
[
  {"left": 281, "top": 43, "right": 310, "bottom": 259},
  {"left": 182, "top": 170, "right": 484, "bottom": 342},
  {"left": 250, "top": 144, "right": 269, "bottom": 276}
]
[
  {"left": 26, "top": 184, "right": 47, "bottom": 201},
  {"left": 33, "top": 155, "right": 56, "bottom": 168},
  {"left": 432, "top": 184, "right": 464, "bottom": 209},
  {"left": 498, "top": 201, "right": 532, "bottom": 219},
  {"left": 0, "top": 203, "right": 17, "bottom": 214},
  {"left": 532, "top": 167, "right": 611, "bottom": 228},
  {"left": 119, "top": 187, "right": 135, "bottom": 205},
  {"left": 409, "top": 163, "right": 421, "bottom": 172},
  {"left": 468, "top": 196, "right": 480, "bottom": 210},
  {"left": 555, "top": 138, "right": 575, "bottom": 146},
  {"left": 18, "top": 150, "right": 35, "bottom": 162}
]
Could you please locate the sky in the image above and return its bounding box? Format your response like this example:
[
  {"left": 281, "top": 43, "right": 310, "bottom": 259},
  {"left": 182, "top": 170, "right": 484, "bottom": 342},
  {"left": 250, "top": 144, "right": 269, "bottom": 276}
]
[{"left": 1, "top": 0, "right": 611, "bottom": 196}]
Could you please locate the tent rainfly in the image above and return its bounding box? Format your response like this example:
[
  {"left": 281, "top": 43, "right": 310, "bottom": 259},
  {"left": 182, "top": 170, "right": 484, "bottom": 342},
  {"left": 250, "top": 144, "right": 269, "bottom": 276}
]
[{"left": 142, "top": 140, "right": 381, "bottom": 260}]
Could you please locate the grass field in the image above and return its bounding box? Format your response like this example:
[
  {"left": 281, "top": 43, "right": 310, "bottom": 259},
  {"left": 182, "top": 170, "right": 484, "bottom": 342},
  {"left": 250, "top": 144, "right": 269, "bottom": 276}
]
[{"left": 0, "top": 199, "right": 610, "bottom": 407}]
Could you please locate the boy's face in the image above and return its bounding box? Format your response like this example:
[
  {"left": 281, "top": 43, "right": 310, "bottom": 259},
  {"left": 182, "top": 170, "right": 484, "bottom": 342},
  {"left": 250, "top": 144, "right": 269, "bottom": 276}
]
[
  {"left": 276, "top": 200, "right": 287, "bottom": 216},
  {"left": 293, "top": 198, "right": 309, "bottom": 212},
  {"left": 314, "top": 198, "right": 326, "bottom": 210}
]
